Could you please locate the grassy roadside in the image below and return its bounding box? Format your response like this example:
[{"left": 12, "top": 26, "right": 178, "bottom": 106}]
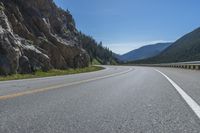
[{"left": 0, "top": 66, "right": 104, "bottom": 81}]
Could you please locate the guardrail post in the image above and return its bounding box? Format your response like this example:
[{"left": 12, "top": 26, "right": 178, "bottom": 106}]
[{"left": 195, "top": 65, "right": 200, "bottom": 70}]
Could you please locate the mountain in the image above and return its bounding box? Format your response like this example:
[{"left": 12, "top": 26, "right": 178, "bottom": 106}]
[
  {"left": 0, "top": 0, "right": 116, "bottom": 75},
  {"left": 118, "top": 43, "right": 172, "bottom": 61},
  {"left": 132, "top": 27, "right": 200, "bottom": 64}
]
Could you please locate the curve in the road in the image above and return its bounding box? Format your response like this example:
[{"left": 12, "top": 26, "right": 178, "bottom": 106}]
[{"left": 0, "top": 67, "right": 133, "bottom": 101}]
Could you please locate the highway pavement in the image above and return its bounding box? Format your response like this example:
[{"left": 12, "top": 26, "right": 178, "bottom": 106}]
[{"left": 0, "top": 66, "right": 200, "bottom": 133}]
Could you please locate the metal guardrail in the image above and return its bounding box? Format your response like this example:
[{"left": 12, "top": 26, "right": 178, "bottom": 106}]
[
  {"left": 149, "top": 61, "right": 200, "bottom": 70},
  {"left": 132, "top": 61, "right": 200, "bottom": 70}
]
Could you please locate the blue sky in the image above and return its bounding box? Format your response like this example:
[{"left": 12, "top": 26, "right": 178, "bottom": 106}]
[{"left": 54, "top": 0, "right": 200, "bottom": 54}]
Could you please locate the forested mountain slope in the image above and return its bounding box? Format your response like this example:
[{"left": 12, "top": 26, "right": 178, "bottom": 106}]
[{"left": 131, "top": 27, "right": 200, "bottom": 64}]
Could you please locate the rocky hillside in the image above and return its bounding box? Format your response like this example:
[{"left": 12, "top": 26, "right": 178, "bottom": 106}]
[{"left": 0, "top": 0, "right": 90, "bottom": 75}]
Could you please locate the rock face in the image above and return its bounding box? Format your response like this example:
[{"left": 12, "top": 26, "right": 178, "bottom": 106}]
[{"left": 0, "top": 0, "right": 89, "bottom": 75}]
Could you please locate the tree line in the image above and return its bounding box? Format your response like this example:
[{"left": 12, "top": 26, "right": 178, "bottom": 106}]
[{"left": 78, "top": 32, "right": 118, "bottom": 65}]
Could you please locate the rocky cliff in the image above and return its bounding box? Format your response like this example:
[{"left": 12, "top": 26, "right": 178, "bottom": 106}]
[{"left": 0, "top": 0, "right": 89, "bottom": 75}]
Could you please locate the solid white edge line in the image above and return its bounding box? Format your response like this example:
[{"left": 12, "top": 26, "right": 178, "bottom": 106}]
[{"left": 155, "top": 69, "right": 200, "bottom": 119}]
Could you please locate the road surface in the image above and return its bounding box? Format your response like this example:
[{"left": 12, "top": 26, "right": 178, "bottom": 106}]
[{"left": 0, "top": 66, "right": 200, "bottom": 133}]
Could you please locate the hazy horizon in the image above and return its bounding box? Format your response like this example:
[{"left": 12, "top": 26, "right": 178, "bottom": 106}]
[{"left": 54, "top": 0, "right": 200, "bottom": 54}]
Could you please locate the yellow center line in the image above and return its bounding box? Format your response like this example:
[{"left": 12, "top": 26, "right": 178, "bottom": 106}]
[{"left": 0, "top": 68, "right": 133, "bottom": 101}]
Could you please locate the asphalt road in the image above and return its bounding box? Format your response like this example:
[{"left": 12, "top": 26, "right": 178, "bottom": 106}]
[{"left": 0, "top": 66, "right": 200, "bottom": 133}]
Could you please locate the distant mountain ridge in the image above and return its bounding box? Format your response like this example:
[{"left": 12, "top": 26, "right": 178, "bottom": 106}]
[
  {"left": 153, "top": 27, "right": 200, "bottom": 63},
  {"left": 118, "top": 43, "right": 172, "bottom": 61},
  {"left": 132, "top": 27, "right": 200, "bottom": 64}
]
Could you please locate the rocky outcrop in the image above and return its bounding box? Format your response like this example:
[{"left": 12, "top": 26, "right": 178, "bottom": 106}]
[
  {"left": 0, "top": 0, "right": 89, "bottom": 75},
  {"left": 0, "top": 9, "right": 51, "bottom": 75}
]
